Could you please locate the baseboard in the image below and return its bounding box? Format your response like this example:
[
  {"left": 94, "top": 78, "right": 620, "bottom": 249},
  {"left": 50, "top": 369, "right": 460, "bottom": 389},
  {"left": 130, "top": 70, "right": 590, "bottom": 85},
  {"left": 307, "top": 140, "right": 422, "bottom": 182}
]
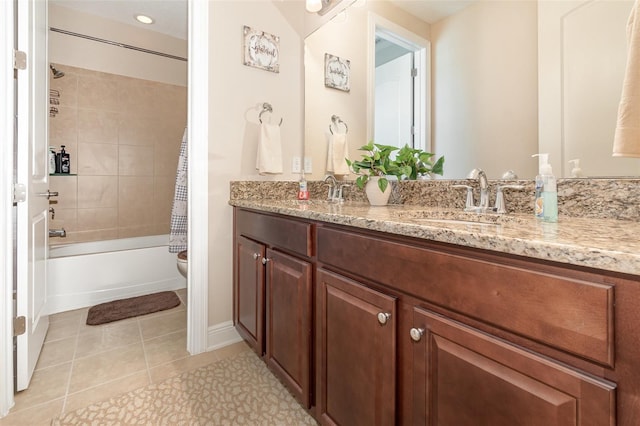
[{"left": 207, "top": 320, "right": 242, "bottom": 351}]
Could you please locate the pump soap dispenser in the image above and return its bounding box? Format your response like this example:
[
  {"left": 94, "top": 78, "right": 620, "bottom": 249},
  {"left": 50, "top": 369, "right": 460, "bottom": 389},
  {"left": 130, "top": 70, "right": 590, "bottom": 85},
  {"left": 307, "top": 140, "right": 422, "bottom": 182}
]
[
  {"left": 532, "top": 153, "right": 558, "bottom": 223},
  {"left": 569, "top": 159, "right": 583, "bottom": 178}
]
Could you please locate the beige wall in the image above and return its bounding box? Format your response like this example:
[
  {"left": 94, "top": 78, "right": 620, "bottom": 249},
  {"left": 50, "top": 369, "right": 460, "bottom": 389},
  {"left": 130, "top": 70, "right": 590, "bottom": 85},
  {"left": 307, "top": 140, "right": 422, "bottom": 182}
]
[
  {"left": 431, "top": 1, "right": 538, "bottom": 179},
  {"left": 207, "top": 1, "right": 305, "bottom": 326},
  {"left": 49, "top": 65, "right": 187, "bottom": 244}
]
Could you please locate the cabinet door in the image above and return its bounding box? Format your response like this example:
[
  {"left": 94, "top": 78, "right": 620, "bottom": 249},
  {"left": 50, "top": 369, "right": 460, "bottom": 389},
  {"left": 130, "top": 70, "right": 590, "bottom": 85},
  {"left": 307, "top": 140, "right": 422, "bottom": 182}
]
[
  {"left": 234, "top": 236, "right": 265, "bottom": 354},
  {"left": 316, "top": 268, "right": 397, "bottom": 426},
  {"left": 411, "top": 307, "right": 616, "bottom": 426},
  {"left": 265, "top": 249, "right": 313, "bottom": 408}
]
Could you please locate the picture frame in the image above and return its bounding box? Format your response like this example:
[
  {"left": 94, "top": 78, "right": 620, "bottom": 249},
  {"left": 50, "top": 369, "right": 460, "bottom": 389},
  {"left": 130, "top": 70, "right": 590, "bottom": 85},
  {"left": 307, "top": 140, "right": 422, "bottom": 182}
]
[
  {"left": 243, "top": 25, "right": 280, "bottom": 73},
  {"left": 324, "top": 53, "right": 350, "bottom": 92}
]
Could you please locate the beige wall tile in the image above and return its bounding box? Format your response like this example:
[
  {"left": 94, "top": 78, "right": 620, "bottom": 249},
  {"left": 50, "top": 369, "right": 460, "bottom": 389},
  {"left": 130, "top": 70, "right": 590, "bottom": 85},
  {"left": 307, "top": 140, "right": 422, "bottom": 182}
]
[
  {"left": 77, "top": 176, "right": 118, "bottom": 208},
  {"left": 77, "top": 75, "right": 119, "bottom": 111},
  {"left": 117, "top": 78, "right": 157, "bottom": 117},
  {"left": 50, "top": 176, "right": 78, "bottom": 209},
  {"left": 118, "top": 225, "right": 157, "bottom": 239},
  {"left": 62, "top": 229, "right": 119, "bottom": 244},
  {"left": 154, "top": 175, "right": 175, "bottom": 225},
  {"left": 49, "top": 69, "right": 77, "bottom": 109},
  {"left": 77, "top": 143, "right": 118, "bottom": 175},
  {"left": 76, "top": 207, "right": 118, "bottom": 231},
  {"left": 49, "top": 106, "right": 77, "bottom": 145},
  {"left": 119, "top": 145, "right": 154, "bottom": 176},
  {"left": 49, "top": 208, "right": 77, "bottom": 233},
  {"left": 154, "top": 142, "right": 180, "bottom": 178},
  {"left": 77, "top": 109, "right": 119, "bottom": 144},
  {"left": 118, "top": 116, "right": 162, "bottom": 146},
  {"left": 118, "top": 176, "right": 154, "bottom": 227}
]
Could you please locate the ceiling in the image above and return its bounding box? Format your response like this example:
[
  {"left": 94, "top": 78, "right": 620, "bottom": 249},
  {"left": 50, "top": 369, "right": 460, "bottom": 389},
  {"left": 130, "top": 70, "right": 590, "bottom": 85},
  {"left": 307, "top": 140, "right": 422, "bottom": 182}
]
[
  {"left": 50, "top": 0, "right": 188, "bottom": 40},
  {"left": 49, "top": 0, "right": 473, "bottom": 42}
]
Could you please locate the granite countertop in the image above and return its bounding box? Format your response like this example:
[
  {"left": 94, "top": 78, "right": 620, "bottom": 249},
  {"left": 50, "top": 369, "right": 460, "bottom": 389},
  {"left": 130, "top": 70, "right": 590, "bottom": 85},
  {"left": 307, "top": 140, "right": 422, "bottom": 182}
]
[{"left": 230, "top": 199, "right": 640, "bottom": 277}]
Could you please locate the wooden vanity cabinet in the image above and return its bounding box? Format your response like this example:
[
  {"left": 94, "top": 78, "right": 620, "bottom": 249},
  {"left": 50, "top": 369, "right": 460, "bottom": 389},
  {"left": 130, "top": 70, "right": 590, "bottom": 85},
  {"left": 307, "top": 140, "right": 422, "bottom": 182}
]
[
  {"left": 315, "top": 268, "right": 397, "bottom": 426},
  {"left": 233, "top": 209, "right": 313, "bottom": 408}
]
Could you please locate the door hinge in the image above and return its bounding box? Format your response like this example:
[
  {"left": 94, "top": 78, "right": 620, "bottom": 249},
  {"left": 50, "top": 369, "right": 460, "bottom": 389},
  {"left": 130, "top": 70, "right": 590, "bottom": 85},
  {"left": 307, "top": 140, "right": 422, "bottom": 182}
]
[
  {"left": 411, "top": 67, "right": 418, "bottom": 78},
  {"left": 13, "top": 50, "right": 27, "bottom": 70},
  {"left": 13, "top": 183, "right": 26, "bottom": 204},
  {"left": 13, "top": 316, "right": 26, "bottom": 337}
]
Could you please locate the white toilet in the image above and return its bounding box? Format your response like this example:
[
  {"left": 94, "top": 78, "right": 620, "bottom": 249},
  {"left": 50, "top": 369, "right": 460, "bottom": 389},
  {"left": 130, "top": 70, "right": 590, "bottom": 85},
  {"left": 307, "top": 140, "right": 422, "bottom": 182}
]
[{"left": 177, "top": 250, "right": 188, "bottom": 278}]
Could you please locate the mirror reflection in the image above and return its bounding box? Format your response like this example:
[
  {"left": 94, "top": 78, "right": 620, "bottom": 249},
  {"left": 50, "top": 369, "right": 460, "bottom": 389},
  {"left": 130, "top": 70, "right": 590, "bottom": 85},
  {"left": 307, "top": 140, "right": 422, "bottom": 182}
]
[{"left": 304, "top": 0, "right": 640, "bottom": 180}]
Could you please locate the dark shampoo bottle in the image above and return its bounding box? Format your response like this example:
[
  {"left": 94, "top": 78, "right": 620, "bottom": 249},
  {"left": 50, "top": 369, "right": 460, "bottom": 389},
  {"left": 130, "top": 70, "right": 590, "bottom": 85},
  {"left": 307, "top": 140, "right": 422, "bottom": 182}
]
[{"left": 60, "top": 145, "right": 70, "bottom": 174}]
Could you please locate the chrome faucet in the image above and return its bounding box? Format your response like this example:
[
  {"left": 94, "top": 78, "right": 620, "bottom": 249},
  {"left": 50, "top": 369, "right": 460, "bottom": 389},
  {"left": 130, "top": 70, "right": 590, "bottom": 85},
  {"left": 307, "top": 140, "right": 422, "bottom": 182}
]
[
  {"left": 49, "top": 228, "right": 66, "bottom": 238},
  {"left": 323, "top": 174, "right": 338, "bottom": 201},
  {"left": 467, "top": 168, "right": 490, "bottom": 210}
]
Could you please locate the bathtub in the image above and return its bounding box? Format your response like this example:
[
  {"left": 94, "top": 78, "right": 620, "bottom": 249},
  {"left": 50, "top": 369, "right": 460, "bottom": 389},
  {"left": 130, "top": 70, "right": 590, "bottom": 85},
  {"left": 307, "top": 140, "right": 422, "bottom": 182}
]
[{"left": 47, "top": 235, "right": 186, "bottom": 315}]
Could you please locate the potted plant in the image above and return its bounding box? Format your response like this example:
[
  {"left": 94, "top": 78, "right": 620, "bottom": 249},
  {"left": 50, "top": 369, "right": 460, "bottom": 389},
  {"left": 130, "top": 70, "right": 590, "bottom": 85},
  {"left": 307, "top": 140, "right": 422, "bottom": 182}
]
[
  {"left": 346, "top": 142, "right": 400, "bottom": 205},
  {"left": 395, "top": 144, "right": 445, "bottom": 180}
]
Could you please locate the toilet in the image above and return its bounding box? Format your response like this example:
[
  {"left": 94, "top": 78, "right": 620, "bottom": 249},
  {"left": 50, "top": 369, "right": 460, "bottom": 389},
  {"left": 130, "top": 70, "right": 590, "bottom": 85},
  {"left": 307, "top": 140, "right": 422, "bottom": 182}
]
[{"left": 177, "top": 250, "right": 188, "bottom": 278}]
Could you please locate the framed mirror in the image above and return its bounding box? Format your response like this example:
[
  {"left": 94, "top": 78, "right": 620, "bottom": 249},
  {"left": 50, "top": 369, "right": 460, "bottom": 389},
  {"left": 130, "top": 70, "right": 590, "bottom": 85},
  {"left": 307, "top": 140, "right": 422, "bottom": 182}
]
[{"left": 303, "top": 0, "right": 640, "bottom": 180}]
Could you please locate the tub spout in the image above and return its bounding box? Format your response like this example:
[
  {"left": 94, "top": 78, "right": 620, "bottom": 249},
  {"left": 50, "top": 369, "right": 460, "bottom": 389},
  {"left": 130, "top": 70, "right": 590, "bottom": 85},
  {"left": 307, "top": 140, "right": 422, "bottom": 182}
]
[{"left": 49, "top": 228, "right": 66, "bottom": 238}]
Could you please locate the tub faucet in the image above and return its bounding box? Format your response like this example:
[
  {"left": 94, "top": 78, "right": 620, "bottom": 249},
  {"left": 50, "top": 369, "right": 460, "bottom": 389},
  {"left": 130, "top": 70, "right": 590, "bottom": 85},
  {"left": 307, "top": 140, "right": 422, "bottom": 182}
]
[
  {"left": 49, "top": 228, "right": 66, "bottom": 238},
  {"left": 467, "top": 168, "right": 490, "bottom": 211}
]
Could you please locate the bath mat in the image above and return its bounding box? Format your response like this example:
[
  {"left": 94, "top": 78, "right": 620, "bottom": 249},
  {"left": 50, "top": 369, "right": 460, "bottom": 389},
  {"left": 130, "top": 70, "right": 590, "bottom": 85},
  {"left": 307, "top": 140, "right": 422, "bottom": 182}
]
[{"left": 86, "top": 291, "right": 181, "bottom": 325}]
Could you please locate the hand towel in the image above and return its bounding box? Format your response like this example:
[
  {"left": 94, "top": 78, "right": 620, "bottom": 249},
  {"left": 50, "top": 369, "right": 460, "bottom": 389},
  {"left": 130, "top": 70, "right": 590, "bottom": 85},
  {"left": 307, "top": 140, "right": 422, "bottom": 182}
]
[
  {"left": 613, "top": 0, "right": 640, "bottom": 157},
  {"left": 169, "top": 127, "right": 188, "bottom": 253},
  {"left": 326, "top": 133, "right": 350, "bottom": 175},
  {"left": 256, "top": 123, "right": 283, "bottom": 174}
]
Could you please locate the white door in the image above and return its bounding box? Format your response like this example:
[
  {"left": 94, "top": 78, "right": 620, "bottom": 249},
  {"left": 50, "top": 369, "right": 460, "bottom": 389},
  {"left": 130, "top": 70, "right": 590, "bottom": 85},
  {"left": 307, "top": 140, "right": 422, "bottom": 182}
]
[
  {"left": 375, "top": 52, "right": 414, "bottom": 149},
  {"left": 15, "top": 0, "right": 50, "bottom": 391}
]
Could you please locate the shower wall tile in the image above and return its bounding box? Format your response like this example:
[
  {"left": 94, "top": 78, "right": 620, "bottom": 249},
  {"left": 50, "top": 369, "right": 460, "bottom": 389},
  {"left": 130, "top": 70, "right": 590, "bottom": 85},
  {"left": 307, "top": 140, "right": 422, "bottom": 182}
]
[
  {"left": 77, "top": 176, "right": 118, "bottom": 209},
  {"left": 118, "top": 176, "right": 154, "bottom": 228},
  {"left": 77, "top": 76, "right": 119, "bottom": 112},
  {"left": 48, "top": 65, "right": 186, "bottom": 245},
  {"left": 77, "top": 208, "right": 118, "bottom": 231},
  {"left": 77, "top": 143, "right": 118, "bottom": 175},
  {"left": 119, "top": 145, "right": 154, "bottom": 176},
  {"left": 77, "top": 109, "right": 119, "bottom": 144}
]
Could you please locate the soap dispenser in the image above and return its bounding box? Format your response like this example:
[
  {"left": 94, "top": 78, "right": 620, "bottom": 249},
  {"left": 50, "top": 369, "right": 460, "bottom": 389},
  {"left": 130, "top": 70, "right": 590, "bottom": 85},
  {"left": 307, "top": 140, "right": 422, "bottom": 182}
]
[
  {"left": 569, "top": 159, "right": 583, "bottom": 178},
  {"left": 532, "top": 153, "right": 558, "bottom": 223}
]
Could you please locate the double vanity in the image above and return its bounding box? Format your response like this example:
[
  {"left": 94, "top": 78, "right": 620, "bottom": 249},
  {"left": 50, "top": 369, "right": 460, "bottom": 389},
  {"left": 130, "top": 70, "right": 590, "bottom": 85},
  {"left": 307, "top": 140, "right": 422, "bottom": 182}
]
[{"left": 230, "top": 180, "right": 640, "bottom": 425}]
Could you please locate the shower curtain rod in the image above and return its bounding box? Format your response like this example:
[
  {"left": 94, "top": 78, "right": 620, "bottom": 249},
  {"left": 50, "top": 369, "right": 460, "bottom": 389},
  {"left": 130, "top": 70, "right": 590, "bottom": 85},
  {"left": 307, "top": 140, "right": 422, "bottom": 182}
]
[{"left": 49, "top": 27, "right": 188, "bottom": 62}]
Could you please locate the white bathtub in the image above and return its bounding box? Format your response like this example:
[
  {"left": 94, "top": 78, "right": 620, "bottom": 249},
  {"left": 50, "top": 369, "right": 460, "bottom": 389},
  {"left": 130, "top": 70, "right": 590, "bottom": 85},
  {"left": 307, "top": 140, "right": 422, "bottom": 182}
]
[{"left": 47, "top": 235, "right": 186, "bottom": 315}]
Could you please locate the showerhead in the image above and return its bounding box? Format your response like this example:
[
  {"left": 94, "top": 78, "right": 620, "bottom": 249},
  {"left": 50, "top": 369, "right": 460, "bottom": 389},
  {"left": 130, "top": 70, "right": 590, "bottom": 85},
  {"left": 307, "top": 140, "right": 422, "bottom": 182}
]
[{"left": 49, "top": 64, "right": 65, "bottom": 79}]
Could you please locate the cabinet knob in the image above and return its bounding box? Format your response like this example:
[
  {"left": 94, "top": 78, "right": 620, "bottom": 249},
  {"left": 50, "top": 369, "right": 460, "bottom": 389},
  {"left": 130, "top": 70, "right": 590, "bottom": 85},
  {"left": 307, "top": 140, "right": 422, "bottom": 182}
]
[
  {"left": 261, "top": 257, "right": 270, "bottom": 265},
  {"left": 410, "top": 327, "right": 425, "bottom": 342},
  {"left": 377, "top": 312, "right": 391, "bottom": 325},
  {"left": 253, "top": 253, "right": 260, "bottom": 260}
]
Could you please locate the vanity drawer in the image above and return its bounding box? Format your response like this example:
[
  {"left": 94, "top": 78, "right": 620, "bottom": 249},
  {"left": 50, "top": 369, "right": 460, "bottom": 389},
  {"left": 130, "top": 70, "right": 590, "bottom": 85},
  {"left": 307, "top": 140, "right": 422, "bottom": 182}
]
[
  {"left": 235, "top": 209, "right": 312, "bottom": 257},
  {"left": 317, "top": 226, "right": 614, "bottom": 366}
]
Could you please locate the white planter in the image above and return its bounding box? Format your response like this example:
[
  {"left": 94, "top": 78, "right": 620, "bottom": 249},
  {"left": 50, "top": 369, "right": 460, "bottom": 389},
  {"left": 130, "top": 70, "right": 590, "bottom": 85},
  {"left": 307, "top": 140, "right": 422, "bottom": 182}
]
[{"left": 365, "top": 177, "right": 391, "bottom": 206}]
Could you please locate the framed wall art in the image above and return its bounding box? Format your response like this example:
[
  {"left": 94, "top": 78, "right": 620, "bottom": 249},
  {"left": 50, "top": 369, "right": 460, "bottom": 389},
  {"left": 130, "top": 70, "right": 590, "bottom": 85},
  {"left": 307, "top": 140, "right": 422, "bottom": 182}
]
[
  {"left": 243, "top": 25, "right": 280, "bottom": 73},
  {"left": 324, "top": 53, "right": 350, "bottom": 92}
]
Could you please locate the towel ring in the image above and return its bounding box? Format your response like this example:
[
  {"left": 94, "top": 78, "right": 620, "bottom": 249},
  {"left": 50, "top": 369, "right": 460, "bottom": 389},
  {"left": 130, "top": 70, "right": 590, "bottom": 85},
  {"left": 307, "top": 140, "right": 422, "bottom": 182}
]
[
  {"left": 329, "top": 115, "right": 348, "bottom": 134},
  {"left": 258, "top": 102, "right": 283, "bottom": 126}
]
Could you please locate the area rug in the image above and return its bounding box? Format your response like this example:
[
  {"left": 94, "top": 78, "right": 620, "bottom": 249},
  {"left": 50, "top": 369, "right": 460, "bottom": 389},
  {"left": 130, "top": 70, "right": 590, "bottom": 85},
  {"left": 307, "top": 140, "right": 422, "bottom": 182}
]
[
  {"left": 86, "top": 291, "right": 181, "bottom": 325},
  {"left": 51, "top": 350, "right": 317, "bottom": 425}
]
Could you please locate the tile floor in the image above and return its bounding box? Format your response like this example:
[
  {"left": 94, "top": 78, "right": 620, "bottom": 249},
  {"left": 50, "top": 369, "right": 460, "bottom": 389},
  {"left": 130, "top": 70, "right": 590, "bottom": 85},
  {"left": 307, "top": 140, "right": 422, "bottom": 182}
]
[{"left": 0, "top": 289, "right": 250, "bottom": 425}]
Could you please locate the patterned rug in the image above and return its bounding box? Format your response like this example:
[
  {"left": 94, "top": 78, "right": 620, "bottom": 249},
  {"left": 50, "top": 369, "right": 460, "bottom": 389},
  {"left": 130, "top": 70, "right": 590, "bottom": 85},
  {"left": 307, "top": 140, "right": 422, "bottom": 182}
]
[{"left": 51, "top": 350, "right": 317, "bottom": 425}]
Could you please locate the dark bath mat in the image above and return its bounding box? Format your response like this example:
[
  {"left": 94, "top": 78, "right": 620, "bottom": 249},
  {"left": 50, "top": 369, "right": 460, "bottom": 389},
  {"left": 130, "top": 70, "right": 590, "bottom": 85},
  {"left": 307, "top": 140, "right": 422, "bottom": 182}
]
[{"left": 86, "top": 291, "right": 181, "bottom": 325}]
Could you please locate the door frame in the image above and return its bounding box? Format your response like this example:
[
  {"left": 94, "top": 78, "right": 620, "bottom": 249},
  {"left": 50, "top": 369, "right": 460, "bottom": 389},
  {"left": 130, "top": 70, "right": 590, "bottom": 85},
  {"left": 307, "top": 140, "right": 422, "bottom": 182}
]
[{"left": 0, "top": 0, "right": 210, "bottom": 414}]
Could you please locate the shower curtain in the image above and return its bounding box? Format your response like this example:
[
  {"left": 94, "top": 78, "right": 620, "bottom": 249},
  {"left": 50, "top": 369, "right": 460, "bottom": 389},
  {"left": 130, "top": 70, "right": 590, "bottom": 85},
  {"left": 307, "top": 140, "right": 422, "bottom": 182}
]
[{"left": 169, "top": 127, "right": 188, "bottom": 253}]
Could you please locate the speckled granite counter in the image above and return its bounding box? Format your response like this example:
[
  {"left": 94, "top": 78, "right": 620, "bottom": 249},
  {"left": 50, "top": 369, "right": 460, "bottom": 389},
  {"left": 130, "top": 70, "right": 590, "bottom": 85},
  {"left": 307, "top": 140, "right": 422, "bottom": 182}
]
[{"left": 230, "top": 198, "right": 640, "bottom": 277}]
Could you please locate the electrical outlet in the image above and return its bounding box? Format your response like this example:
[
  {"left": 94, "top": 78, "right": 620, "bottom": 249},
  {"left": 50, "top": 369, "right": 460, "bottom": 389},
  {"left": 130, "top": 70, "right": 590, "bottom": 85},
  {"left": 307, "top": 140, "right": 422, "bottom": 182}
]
[
  {"left": 292, "top": 156, "right": 302, "bottom": 173},
  {"left": 304, "top": 157, "right": 313, "bottom": 174}
]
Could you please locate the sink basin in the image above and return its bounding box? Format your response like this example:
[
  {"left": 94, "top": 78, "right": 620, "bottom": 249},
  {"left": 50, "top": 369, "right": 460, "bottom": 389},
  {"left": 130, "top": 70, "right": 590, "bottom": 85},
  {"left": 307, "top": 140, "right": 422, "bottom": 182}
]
[{"left": 391, "top": 209, "right": 528, "bottom": 227}]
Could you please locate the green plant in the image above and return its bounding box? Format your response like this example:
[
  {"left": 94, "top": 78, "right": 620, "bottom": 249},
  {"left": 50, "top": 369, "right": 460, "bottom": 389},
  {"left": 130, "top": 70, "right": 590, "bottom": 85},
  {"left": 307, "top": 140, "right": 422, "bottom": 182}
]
[
  {"left": 345, "top": 141, "right": 400, "bottom": 193},
  {"left": 394, "top": 145, "right": 445, "bottom": 180}
]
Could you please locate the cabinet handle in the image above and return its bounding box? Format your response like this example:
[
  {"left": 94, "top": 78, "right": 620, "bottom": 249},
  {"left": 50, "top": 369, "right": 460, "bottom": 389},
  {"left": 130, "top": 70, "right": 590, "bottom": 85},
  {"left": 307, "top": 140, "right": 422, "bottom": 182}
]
[
  {"left": 377, "top": 312, "right": 391, "bottom": 325},
  {"left": 261, "top": 257, "right": 270, "bottom": 265},
  {"left": 253, "top": 253, "right": 260, "bottom": 260},
  {"left": 410, "top": 327, "right": 425, "bottom": 342}
]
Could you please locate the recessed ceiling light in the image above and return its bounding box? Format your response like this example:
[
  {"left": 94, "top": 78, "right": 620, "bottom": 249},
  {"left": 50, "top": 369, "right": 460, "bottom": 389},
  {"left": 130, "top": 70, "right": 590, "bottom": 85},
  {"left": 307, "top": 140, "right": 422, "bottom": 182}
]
[{"left": 134, "top": 14, "right": 154, "bottom": 25}]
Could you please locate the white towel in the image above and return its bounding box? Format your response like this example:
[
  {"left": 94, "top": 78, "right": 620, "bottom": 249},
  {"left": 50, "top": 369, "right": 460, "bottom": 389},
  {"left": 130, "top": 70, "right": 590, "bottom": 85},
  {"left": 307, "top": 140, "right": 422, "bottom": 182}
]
[
  {"left": 326, "top": 133, "right": 350, "bottom": 175},
  {"left": 613, "top": 0, "right": 640, "bottom": 157},
  {"left": 256, "top": 123, "right": 283, "bottom": 174}
]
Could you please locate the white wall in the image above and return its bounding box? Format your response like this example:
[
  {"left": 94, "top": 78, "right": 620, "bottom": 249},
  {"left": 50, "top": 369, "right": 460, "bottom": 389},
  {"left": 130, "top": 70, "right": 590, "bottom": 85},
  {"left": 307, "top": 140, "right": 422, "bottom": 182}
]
[
  {"left": 431, "top": 1, "right": 538, "bottom": 180},
  {"left": 207, "top": 1, "right": 305, "bottom": 326},
  {"left": 49, "top": 4, "right": 187, "bottom": 86}
]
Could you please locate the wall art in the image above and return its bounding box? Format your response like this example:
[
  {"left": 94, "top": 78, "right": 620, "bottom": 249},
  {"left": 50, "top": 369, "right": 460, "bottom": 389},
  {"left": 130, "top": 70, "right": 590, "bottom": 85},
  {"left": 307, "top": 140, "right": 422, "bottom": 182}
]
[
  {"left": 243, "top": 25, "right": 280, "bottom": 73},
  {"left": 324, "top": 53, "right": 350, "bottom": 92}
]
